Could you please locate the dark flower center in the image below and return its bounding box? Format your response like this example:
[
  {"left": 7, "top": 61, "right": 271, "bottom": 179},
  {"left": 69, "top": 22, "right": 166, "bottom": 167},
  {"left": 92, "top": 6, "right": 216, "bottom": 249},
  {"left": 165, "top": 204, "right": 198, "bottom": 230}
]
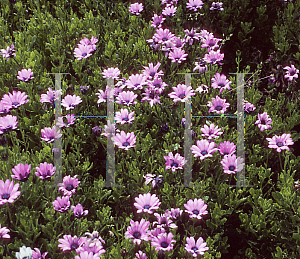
[
  {"left": 154, "top": 84, "right": 161, "bottom": 88},
  {"left": 150, "top": 72, "right": 155, "bottom": 77},
  {"left": 192, "top": 247, "right": 198, "bottom": 252},
  {"left": 82, "top": 53, "right": 87, "bottom": 57},
  {"left": 201, "top": 150, "right": 208, "bottom": 155},
  {"left": 162, "top": 37, "right": 168, "bottom": 41},
  {"left": 12, "top": 102, "right": 19, "bottom": 106},
  {"left": 193, "top": 210, "right": 199, "bottom": 215},
  {"left": 211, "top": 58, "right": 216, "bottom": 62},
  {"left": 277, "top": 142, "right": 283, "bottom": 147},
  {"left": 71, "top": 243, "right": 78, "bottom": 250},
  {"left": 179, "top": 94, "right": 185, "bottom": 98},
  {"left": 123, "top": 118, "right": 129, "bottom": 121},
  {"left": 149, "top": 93, "right": 155, "bottom": 99},
  {"left": 229, "top": 166, "right": 235, "bottom": 171},
  {"left": 218, "top": 83, "right": 224, "bottom": 87},
  {"left": 49, "top": 137, "right": 54, "bottom": 141},
  {"left": 123, "top": 142, "right": 129, "bottom": 147},
  {"left": 22, "top": 257, "right": 30, "bottom": 259},
  {"left": 215, "top": 106, "right": 222, "bottom": 111},
  {"left": 171, "top": 162, "right": 178, "bottom": 167},
  {"left": 144, "top": 205, "right": 150, "bottom": 209},
  {"left": 260, "top": 119, "right": 265, "bottom": 125},
  {"left": 290, "top": 71, "right": 295, "bottom": 76},
  {"left": 175, "top": 57, "right": 180, "bottom": 61},
  {"left": 133, "top": 232, "right": 141, "bottom": 239},
  {"left": 2, "top": 194, "right": 9, "bottom": 199},
  {"left": 66, "top": 184, "right": 74, "bottom": 191},
  {"left": 161, "top": 242, "right": 168, "bottom": 248},
  {"left": 134, "top": 84, "right": 140, "bottom": 88},
  {"left": 209, "top": 42, "right": 215, "bottom": 47},
  {"left": 126, "top": 101, "right": 130, "bottom": 104}
]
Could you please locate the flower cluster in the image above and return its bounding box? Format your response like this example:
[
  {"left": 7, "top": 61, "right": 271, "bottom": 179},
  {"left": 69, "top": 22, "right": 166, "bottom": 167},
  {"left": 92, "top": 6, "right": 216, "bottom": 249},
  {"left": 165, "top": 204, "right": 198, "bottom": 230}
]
[{"left": 74, "top": 36, "right": 98, "bottom": 60}]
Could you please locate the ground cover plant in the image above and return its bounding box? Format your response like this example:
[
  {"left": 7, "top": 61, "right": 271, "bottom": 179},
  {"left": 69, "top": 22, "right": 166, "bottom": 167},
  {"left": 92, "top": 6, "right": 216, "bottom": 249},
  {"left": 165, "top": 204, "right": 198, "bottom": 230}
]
[{"left": 0, "top": 0, "right": 300, "bottom": 258}]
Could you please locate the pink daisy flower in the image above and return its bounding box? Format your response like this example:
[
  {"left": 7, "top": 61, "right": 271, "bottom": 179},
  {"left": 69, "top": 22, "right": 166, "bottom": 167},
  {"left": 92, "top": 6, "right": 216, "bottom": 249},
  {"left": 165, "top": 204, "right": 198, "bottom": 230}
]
[
  {"left": 168, "top": 47, "right": 188, "bottom": 63},
  {"left": 134, "top": 193, "right": 161, "bottom": 214},
  {"left": 266, "top": 133, "right": 294, "bottom": 152},
  {"left": 2, "top": 90, "right": 29, "bottom": 109},
  {"left": 58, "top": 235, "right": 86, "bottom": 253},
  {"left": 168, "top": 84, "right": 195, "bottom": 102},
  {"left": 184, "top": 198, "right": 208, "bottom": 219},
  {"left": 11, "top": 163, "right": 31, "bottom": 182},
  {"left": 40, "top": 126, "right": 62, "bottom": 143},
  {"left": 74, "top": 44, "right": 93, "bottom": 60},
  {"left": 35, "top": 162, "right": 56, "bottom": 180},
  {"left": 57, "top": 175, "right": 81, "bottom": 197},
  {"left": 164, "top": 152, "right": 187, "bottom": 172},
  {"left": 185, "top": 237, "right": 209, "bottom": 257},
  {"left": 102, "top": 67, "right": 121, "bottom": 79},
  {"left": 52, "top": 196, "right": 70, "bottom": 213},
  {"left": 114, "top": 131, "right": 136, "bottom": 150},
  {"left": 17, "top": 68, "right": 34, "bottom": 82},
  {"left": 61, "top": 94, "right": 82, "bottom": 110},
  {"left": 129, "top": 3, "right": 144, "bottom": 15},
  {"left": 207, "top": 95, "right": 230, "bottom": 114},
  {"left": 151, "top": 232, "right": 176, "bottom": 251},
  {"left": 125, "top": 218, "right": 150, "bottom": 245},
  {"left": 220, "top": 154, "right": 244, "bottom": 174},
  {"left": 190, "top": 139, "right": 218, "bottom": 160},
  {"left": 0, "top": 179, "right": 21, "bottom": 205},
  {"left": 255, "top": 112, "right": 272, "bottom": 132}
]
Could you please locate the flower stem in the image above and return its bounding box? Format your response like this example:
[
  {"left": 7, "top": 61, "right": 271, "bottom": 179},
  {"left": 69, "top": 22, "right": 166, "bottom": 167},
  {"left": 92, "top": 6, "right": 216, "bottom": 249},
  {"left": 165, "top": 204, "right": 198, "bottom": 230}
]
[{"left": 279, "top": 152, "right": 283, "bottom": 172}]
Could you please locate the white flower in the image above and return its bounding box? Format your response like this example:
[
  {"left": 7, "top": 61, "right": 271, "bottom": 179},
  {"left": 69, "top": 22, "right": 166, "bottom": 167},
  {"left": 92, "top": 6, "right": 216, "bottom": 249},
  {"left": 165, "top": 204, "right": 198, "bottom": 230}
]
[{"left": 16, "top": 246, "right": 32, "bottom": 259}]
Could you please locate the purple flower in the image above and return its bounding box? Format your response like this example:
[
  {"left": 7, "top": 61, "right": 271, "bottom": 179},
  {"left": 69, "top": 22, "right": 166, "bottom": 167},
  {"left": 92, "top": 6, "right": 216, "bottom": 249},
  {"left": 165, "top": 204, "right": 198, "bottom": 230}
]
[
  {"left": 2, "top": 90, "right": 29, "bottom": 109},
  {"left": 116, "top": 91, "right": 138, "bottom": 106},
  {"left": 125, "top": 218, "right": 150, "bottom": 245},
  {"left": 186, "top": 0, "right": 204, "bottom": 11},
  {"left": 218, "top": 141, "right": 236, "bottom": 156},
  {"left": 40, "top": 126, "right": 62, "bottom": 143},
  {"left": 126, "top": 74, "right": 148, "bottom": 90},
  {"left": 207, "top": 95, "right": 230, "bottom": 114},
  {"left": 210, "top": 2, "right": 224, "bottom": 11},
  {"left": 129, "top": 3, "right": 143, "bottom": 15},
  {"left": 114, "top": 131, "right": 136, "bottom": 150},
  {"left": 0, "top": 224, "right": 10, "bottom": 240},
  {"left": 40, "top": 88, "right": 62, "bottom": 105},
  {"left": 115, "top": 108, "right": 135, "bottom": 124},
  {"left": 193, "top": 60, "right": 208, "bottom": 74},
  {"left": 184, "top": 198, "right": 208, "bottom": 219},
  {"left": 57, "top": 175, "right": 80, "bottom": 197},
  {"left": 148, "top": 226, "right": 166, "bottom": 242},
  {"left": 203, "top": 49, "right": 224, "bottom": 65},
  {"left": 211, "top": 73, "right": 231, "bottom": 93},
  {"left": 144, "top": 174, "right": 164, "bottom": 188},
  {"left": 153, "top": 28, "right": 176, "bottom": 44},
  {"left": 184, "top": 28, "right": 201, "bottom": 45},
  {"left": 92, "top": 126, "right": 102, "bottom": 136},
  {"left": 71, "top": 203, "right": 89, "bottom": 218},
  {"left": 134, "top": 251, "right": 147, "bottom": 259},
  {"left": 151, "top": 14, "right": 166, "bottom": 28},
  {"left": 32, "top": 248, "right": 49, "bottom": 259},
  {"left": 142, "top": 62, "right": 164, "bottom": 79},
  {"left": 164, "top": 152, "right": 187, "bottom": 172},
  {"left": 0, "top": 179, "right": 21, "bottom": 205},
  {"left": 244, "top": 101, "right": 256, "bottom": 113},
  {"left": 0, "top": 100, "right": 10, "bottom": 114},
  {"left": 101, "top": 120, "right": 120, "bottom": 138},
  {"left": 161, "top": 0, "right": 178, "bottom": 6},
  {"left": 11, "top": 163, "right": 31, "bottom": 182},
  {"left": 162, "top": 6, "right": 177, "bottom": 17},
  {"left": 201, "top": 34, "right": 222, "bottom": 50},
  {"left": 58, "top": 235, "right": 86, "bottom": 253},
  {"left": 52, "top": 196, "right": 70, "bottom": 212},
  {"left": 255, "top": 112, "right": 272, "bottom": 132},
  {"left": 75, "top": 251, "right": 102, "bottom": 259},
  {"left": 147, "top": 78, "right": 167, "bottom": 94},
  {"left": 96, "top": 85, "right": 114, "bottom": 104},
  {"left": 201, "top": 123, "right": 223, "bottom": 139},
  {"left": 134, "top": 193, "right": 161, "bottom": 214},
  {"left": 83, "top": 231, "right": 105, "bottom": 255},
  {"left": 0, "top": 43, "right": 16, "bottom": 61},
  {"left": 63, "top": 114, "right": 76, "bottom": 128},
  {"left": 284, "top": 64, "right": 299, "bottom": 81},
  {"left": 185, "top": 237, "right": 209, "bottom": 257},
  {"left": 17, "top": 68, "right": 34, "bottom": 82},
  {"left": 35, "top": 162, "right": 56, "bottom": 180},
  {"left": 141, "top": 87, "right": 161, "bottom": 107},
  {"left": 266, "top": 133, "right": 294, "bottom": 152},
  {"left": 61, "top": 94, "right": 82, "bottom": 110},
  {"left": 168, "top": 47, "right": 188, "bottom": 63},
  {"left": 268, "top": 75, "right": 275, "bottom": 83},
  {"left": 153, "top": 213, "right": 177, "bottom": 229},
  {"left": 80, "top": 85, "right": 89, "bottom": 95},
  {"left": 164, "top": 208, "right": 183, "bottom": 220},
  {"left": 102, "top": 67, "right": 121, "bottom": 79},
  {"left": 220, "top": 154, "right": 244, "bottom": 174},
  {"left": 0, "top": 115, "right": 18, "bottom": 134},
  {"left": 79, "top": 36, "right": 98, "bottom": 52},
  {"left": 74, "top": 44, "right": 93, "bottom": 60},
  {"left": 168, "top": 84, "right": 195, "bottom": 102},
  {"left": 190, "top": 139, "right": 218, "bottom": 160},
  {"left": 151, "top": 232, "right": 176, "bottom": 251}
]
